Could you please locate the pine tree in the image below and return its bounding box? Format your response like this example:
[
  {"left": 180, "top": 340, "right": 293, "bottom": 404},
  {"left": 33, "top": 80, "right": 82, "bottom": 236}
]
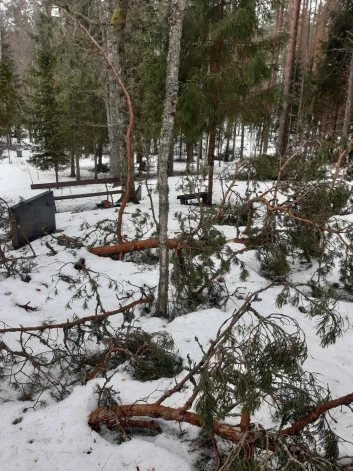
[
  {"left": 26, "top": 11, "right": 67, "bottom": 183},
  {"left": 0, "top": 57, "right": 17, "bottom": 142},
  {"left": 177, "top": 0, "right": 279, "bottom": 204},
  {"left": 0, "top": 26, "right": 18, "bottom": 142}
]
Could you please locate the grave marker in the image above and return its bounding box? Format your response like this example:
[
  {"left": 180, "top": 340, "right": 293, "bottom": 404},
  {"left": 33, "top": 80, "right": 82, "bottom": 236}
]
[{"left": 9, "top": 191, "right": 56, "bottom": 249}]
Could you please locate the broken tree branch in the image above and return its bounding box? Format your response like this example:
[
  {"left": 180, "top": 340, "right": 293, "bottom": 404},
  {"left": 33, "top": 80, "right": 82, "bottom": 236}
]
[
  {"left": 89, "top": 391, "right": 353, "bottom": 449},
  {"left": 0, "top": 296, "right": 153, "bottom": 334}
]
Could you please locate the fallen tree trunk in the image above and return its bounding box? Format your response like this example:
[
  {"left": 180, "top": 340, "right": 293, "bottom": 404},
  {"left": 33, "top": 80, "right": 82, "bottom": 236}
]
[
  {"left": 91, "top": 238, "right": 180, "bottom": 257},
  {"left": 88, "top": 404, "right": 245, "bottom": 444},
  {"left": 90, "top": 237, "right": 249, "bottom": 257},
  {"left": 89, "top": 392, "right": 353, "bottom": 447}
]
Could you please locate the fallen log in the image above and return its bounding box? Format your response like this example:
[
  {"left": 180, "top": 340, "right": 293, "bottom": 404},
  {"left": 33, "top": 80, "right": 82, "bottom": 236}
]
[
  {"left": 90, "top": 238, "right": 180, "bottom": 257},
  {"left": 90, "top": 237, "right": 250, "bottom": 257},
  {"left": 88, "top": 404, "right": 245, "bottom": 444},
  {"left": 89, "top": 392, "right": 353, "bottom": 447}
]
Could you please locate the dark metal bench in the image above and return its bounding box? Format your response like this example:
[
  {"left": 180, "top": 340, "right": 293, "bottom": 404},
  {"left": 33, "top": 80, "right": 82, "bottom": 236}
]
[
  {"left": 31, "top": 177, "right": 122, "bottom": 201},
  {"left": 177, "top": 191, "right": 208, "bottom": 205}
]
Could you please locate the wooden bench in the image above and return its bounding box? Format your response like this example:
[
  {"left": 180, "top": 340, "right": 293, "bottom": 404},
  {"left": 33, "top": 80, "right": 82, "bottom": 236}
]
[
  {"left": 177, "top": 191, "right": 208, "bottom": 205},
  {"left": 31, "top": 177, "right": 123, "bottom": 201}
]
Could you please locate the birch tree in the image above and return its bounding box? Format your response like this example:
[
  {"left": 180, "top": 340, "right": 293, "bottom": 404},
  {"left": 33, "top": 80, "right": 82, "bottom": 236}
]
[{"left": 156, "top": 0, "right": 187, "bottom": 318}]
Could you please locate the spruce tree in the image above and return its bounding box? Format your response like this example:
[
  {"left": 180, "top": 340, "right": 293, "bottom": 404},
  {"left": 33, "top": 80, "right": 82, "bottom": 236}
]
[
  {"left": 0, "top": 27, "right": 18, "bottom": 142},
  {"left": 26, "top": 11, "right": 67, "bottom": 183}
]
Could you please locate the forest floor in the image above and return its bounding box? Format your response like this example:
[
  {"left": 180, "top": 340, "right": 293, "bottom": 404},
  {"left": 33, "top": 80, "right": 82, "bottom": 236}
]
[{"left": 0, "top": 146, "right": 353, "bottom": 471}]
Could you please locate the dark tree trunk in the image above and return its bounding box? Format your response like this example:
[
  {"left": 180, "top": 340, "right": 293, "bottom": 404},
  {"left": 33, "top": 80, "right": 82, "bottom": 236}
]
[
  {"left": 70, "top": 149, "right": 76, "bottom": 178},
  {"left": 342, "top": 49, "right": 353, "bottom": 142},
  {"left": 207, "top": 0, "right": 223, "bottom": 204},
  {"left": 55, "top": 162, "right": 59, "bottom": 184},
  {"left": 75, "top": 155, "right": 81, "bottom": 181},
  {"left": 186, "top": 141, "right": 193, "bottom": 172},
  {"left": 207, "top": 125, "right": 217, "bottom": 205},
  {"left": 276, "top": 0, "right": 301, "bottom": 156}
]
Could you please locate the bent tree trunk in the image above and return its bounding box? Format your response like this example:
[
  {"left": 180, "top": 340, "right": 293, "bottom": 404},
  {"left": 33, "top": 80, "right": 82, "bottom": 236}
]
[{"left": 156, "top": 0, "right": 187, "bottom": 318}]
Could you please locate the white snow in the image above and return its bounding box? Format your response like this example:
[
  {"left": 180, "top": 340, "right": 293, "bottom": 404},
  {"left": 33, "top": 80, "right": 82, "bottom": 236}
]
[{"left": 0, "top": 146, "right": 352, "bottom": 470}]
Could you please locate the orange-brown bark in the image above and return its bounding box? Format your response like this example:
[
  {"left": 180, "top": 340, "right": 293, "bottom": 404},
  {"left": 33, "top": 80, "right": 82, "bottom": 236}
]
[
  {"left": 91, "top": 239, "right": 180, "bottom": 256},
  {"left": 88, "top": 404, "right": 245, "bottom": 444}
]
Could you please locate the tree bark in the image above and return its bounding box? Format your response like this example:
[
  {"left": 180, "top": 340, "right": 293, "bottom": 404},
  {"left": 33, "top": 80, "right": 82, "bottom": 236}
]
[
  {"left": 91, "top": 238, "right": 180, "bottom": 257},
  {"left": 186, "top": 141, "right": 193, "bottom": 172},
  {"left": 89, "top": 404, "right": 244, "bottom": 444},
  {"left": 342, "top": 49, "right": 353, "bottom": 142},
  {"left": 100, "top": 0, "right": 121, "bottom": 183},
  {"left": 88, "top": 392, "right": 353, "bottom": 447},
  {"left": 276, "top": 0, "right": 302, "bottom": 156},
  {"left": 168, "top": 127, "right": 175, "bottom": 176},
  {"left": 207, "top": 124, "right": 217, "bottom": 205},
  {"left": 75, "top": 154, "right": 80, "bottom": 181},
  {"left": 156, "top": 0, "right": 187, "bottom": 318},
  {"left": 69, "top": 149, "right": 76, "bottom": 177},
  {"left": 207, "top": 1, "right": 223, "bottom": 205}
]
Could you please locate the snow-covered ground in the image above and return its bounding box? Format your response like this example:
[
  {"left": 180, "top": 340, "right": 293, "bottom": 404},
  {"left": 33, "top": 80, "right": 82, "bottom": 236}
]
[{"left": 0, "top": 147, "right": 352, "bottom": 471}]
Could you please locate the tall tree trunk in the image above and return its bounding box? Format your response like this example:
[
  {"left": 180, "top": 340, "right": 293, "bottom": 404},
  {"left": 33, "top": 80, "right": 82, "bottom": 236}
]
[
  {"left": 276, "top": 0, "right": 302, "bottom": 156},
  {"left": 94, "top": 154, "right": 98, "bottom": 179},
  {"left": 186, "top": 141, "right": 193, "bottom": 172},
  {"left": 75, "top": 155, "right": 81, "bottom": 181},
  {"left": 342, "top": 49, "right": 353, "bottom": 143},
  {"left": 70, "top": 149, "right": 76, "bottom": 178},
  {"left": 207, "top": 0, "right": 223, "bottom": 205},
  {"left": 54, "top": 161, "right": 59, "bottom": 184},
  {"left": 168, "top": 128, "right": 175, "bottom": 176},
  {"left": 263, "top": 5, "right": 284, "bottom": 154},
  {"left": 101, "top": 0, "right": 139, "bottom": 202},
  {"left": 156, "top": 0, "right": 187, "bottom": 318},
  {"left": 240, "top": 122, "right": 245, "bottom": 159},
  {"left": 100, "top": 1, "right": 121, "bottom": 183},
  {"left": 197, "top": 134, "right": 203, "bottom": 171},
  {"left": 207, "top": 125, "right": 217, "bottom": 205}
]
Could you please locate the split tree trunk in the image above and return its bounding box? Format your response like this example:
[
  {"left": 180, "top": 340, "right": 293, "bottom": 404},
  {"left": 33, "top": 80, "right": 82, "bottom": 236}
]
[{"left": 156, "top": 0, "right": 187, "bottom": 318}]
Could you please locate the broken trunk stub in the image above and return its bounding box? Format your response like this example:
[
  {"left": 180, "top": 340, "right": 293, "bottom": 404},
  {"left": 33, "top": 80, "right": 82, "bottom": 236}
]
[{"left": 9, "top": 191, "right": 56, "bottom": 249}]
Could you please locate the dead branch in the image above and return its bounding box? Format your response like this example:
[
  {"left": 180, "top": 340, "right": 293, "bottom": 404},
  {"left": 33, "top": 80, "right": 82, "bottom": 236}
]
[
  {"left": 215, "top": 161, "right": 244, "bottom": 221},
  {"left": 0, "top": 296, "right": 153, "bottom": 334},
  {"left": 16, "top": 302, "right": 38, "bottom": 312}
]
